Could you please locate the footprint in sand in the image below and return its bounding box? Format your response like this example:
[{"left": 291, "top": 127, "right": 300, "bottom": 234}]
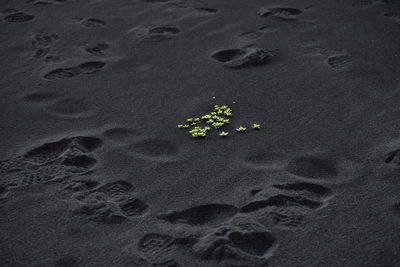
[
  {"left": 192, "top": 216, "right": 277, "bottom": 266},
  {"left": 44, "top": 61, "right": 106, "bottom": 80},
  {"left": 139, "top": 216, "right": 277, "bottom": 267},
  {"left": 242, "top": 182, "right": 333, "bottom": 230},
  {"left": 385, "top": 149, "right": 400, "bottom": 166},
  {"left": 0, "top": 136, "right": 102, "bottom": 189},
  {"left": 327, "top": 54, "right": 353, "bottom": 69},
  {"left": 82, "top": 42, "right": 110, "bottom": 56},
  {"left": 20, "top": 91, "right": 59, "bottom": 106},
  {"left": 132, "top": 24, "right": 181, "bottom": 42},
  {"left": 299, "top": 39, "right": 353, "bottom": 70},
  {"left": 138, "top": 233, "right": 192, "bottom": 266},
  {"left": 30, "top": 32, "right": 59, "bottom": 61},
  {"left": 62, "top": 180, "right": 149, "bottom": 223},
  {"left": 194, "top": 7, "right": 218, "bottom": 14},
  {"left": 258, "top": 6, "right": 304, "bottom": 20},
  {"left": 80, "top": 18, "right": 106, "bottom": 28},
  {"left": 211, "top": 46, "right": 275, "bottom": 68},
  {"left": 286, "top": 154, "right": 359, "bottom": 184},
  {"left": 299, "top": 39, "right": 329, "bottom": 56},
  {"left": 2, "top": 9, "right": 35, "bottom": 23}
]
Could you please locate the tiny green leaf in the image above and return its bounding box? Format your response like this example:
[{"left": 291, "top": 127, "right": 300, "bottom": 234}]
[{"left": 220, "top": 131, "right": 229, "bottom": 137}]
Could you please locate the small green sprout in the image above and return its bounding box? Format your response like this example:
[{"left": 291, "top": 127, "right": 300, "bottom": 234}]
[
  {"left": 211, "top": 112, "right": 216, "bottom": 116},
  {"left": 213, "top": 122, "right": 224, "bottom": 129},
  {"left": 194, "top": 118, "right": 200, "bottom": 122},
  {"left": 223, "top": 119, "right": 230, "bottom": 124},
  {"left": 178, "top": 124, "right": 184, "bottom": 128},
  {"left": 220, "top": 105, "right": 228, "bottom": 110},
  {"left": 220, "top": 131, "right": 229, "bottom": 137},
  {"left": 212, "top": 96, "right": 216, "bottom": 100},
  {"left": 217, "top": 110, "right": 223, "bottom": 115},
  {"left": 181, "top": 125, "right": 189, "bottom": 129},
  {"left": 206, "top": 119, "right": 214, "bottom": 124},
  {"left": 202, "top": 114, "right": 211, "bottom": 120},
  {"left": 252, "top": 123, "right": 260, "bottom": 129},
  {"left": 187, "top": 118, "right": 193, "bottom": 123},
  {"left": 191, "top": 122, "right": 197, "bottom": 126},
  {"left": 205, "top": 127, "right": 211, "bottom": 131},
  {"left": 236, "top": 126, "right": 246, "bottom": 132},
  {"left": 225, "top": 112, "right": 232, "bottom": 117}
]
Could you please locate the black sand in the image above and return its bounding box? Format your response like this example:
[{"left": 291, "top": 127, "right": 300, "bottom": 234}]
[{"left": 1, "top": 0, "right": 400, "bottom": 266}]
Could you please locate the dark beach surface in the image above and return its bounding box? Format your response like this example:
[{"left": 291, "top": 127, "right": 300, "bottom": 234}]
[{"left": 1, "top": 0, "right": 400, "bottom": 266}]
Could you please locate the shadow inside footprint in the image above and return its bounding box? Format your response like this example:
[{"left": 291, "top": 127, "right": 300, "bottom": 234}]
[
  {"left": 77, "top": 61, "right": 106, "bottom": 74},
  {"left": 160, "top": 204, "right": 239, "bottom": 225},
  {"left": 81, "top": 18, "right": 106, "bottom": 28},
  {"left": 259, "top": 7, "right": 303, "bottom": 20},
  {"left": 211, "top": 47, "right": 274, "bottom": 68}
]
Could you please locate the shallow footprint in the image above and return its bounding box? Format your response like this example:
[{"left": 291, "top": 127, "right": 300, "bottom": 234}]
[
  {"left": 138, "top": 233, "right": 191, "bottom": 265},
  {"left": 134, "top": 25, "right": 181, "bottom": 42},
  {"left": 287, "top": 156, "right": 338, "bottom": 180},
  {"left": 46, "top": 97, "right": 96, "bottom": 118},
  {"left": 272, "top": 182, "right": 333, "bottom": 200},
  {"left": 211, "top": 46, "right": 274, "bottom": 68},
  {"left": 44, "top": 67, "right": 80, "bottom": 80},
  {"left": 119, "top": 197, "right": 148, "bottom": 217},
  {"left": 77, "top": 61, "right": 106, "bottom": 74},
  {"left": 327, "top": 54, "right": 353, "bottom": 69},
  {"left": 94, "top": 180, "right": 135, "bottom": 200},
  {"left": 259, "top": 6, "right": 303, "bottom": 20},
  {"left": 3, "top": 11, "right": 35, "bottom": 23},
  {"left": 83, "top": 43, "right": 110, "bottom": 56},
  {"left": 193, "top": 219, "right": 277, "bottom": 266},
  {"left": 80, "top": 18, "right": 106, "bottom": 28},
  {"left": 20, "top": 91, "right": 59, "bottom": 106}
]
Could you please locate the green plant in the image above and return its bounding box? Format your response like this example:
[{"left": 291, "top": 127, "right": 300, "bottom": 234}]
[
  {"left": 236, "top": 126, "right": 246, "bottom": 132},
  {"left": 219, "top": 131, "right": 229, "bottom": 137},
  {"left": 178, "top": 98, "right": 260, "bottom": 139}
]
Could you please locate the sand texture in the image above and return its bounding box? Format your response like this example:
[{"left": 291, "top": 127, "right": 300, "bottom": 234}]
[{"left": 1, "top": 0, "right": 400, "bottom": 266}]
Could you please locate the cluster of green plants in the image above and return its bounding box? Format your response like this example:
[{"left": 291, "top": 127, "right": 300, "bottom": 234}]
[{"left": 178, "top": 97, "right": 261, "bottom": 138}]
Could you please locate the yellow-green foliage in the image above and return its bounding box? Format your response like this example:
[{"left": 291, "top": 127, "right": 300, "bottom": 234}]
[{"left": 177, "top": 99, "right": 260, "bottom": 139}]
